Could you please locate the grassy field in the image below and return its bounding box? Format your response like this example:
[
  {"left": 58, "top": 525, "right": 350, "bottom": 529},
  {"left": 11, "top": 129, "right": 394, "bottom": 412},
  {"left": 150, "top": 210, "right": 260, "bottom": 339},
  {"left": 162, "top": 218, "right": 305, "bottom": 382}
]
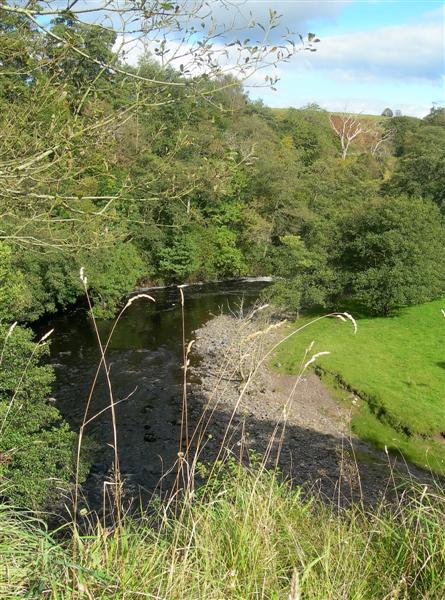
[{"left": 275, "top": 299, "right": 445, "bottom": 475}]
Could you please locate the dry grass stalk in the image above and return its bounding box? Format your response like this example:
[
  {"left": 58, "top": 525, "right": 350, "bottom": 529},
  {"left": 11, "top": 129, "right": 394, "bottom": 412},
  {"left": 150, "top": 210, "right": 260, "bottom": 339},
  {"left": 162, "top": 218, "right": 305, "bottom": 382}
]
[
  {"left": 73, "top": 270, "right": 156, "bottom": 535},
  {"left": 289, "top": 568, "right": 301, "bottom": 600}
]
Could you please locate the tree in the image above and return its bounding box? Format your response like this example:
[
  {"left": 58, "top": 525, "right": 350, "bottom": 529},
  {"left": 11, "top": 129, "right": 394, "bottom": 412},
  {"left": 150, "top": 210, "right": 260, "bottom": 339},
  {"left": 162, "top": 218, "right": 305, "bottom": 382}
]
[
  {"left": 386, "top": 126, "right": 445, "bottom": 208},
  {"left": 381, "top": 107, "right": 393, "bottom": 117},
  {"left": 368, "top": 128, "right": 395, "bottom": 158},
  {"left": 0, "top": 242, "right": 86, "bottom": 508},
  {"left": 0, "top": 0, "right": 312, "bottom": 230},
  {"left": 329, "top": 114, "right": 369, "bottom": 159},
  {"left": 0, "top": 0, "right": 317, "bottom": 318},
  {"left": 0, "top": 243, "right": 29, "bottom": 322},
  {"left": 340, "top": 196, "right": 445, "bottom": 315},
  {"left": 281, "top": 107, "right": 338, "bottom": 165},
  {"left": 81, "top": 243, "right": 146, "bottom": 318},
  {"left": 424, "top": 105, "right": 445, "bottom": 127},
  {"left": 384, "top": 115, "right": 420, "bottom": 156},
  {"left": 268, "top": 235, "right": 341, "bottom": 314}
]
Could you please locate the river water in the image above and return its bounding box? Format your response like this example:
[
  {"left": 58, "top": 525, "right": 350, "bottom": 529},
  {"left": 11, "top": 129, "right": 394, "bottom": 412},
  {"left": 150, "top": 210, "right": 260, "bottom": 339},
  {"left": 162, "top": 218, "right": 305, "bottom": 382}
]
[{"left": 42, "top": 279, "right": 270, "bottom": 507}]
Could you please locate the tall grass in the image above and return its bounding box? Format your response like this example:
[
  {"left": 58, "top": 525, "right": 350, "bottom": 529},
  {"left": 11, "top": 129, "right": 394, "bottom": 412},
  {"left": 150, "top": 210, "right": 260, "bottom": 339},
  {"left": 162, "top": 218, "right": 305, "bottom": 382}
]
[
  {"left": 1, "top": 466, "right": 445, "bottom": 598},
  {"left": 1, "top": 277, "right": 444, "bottom": 598}
]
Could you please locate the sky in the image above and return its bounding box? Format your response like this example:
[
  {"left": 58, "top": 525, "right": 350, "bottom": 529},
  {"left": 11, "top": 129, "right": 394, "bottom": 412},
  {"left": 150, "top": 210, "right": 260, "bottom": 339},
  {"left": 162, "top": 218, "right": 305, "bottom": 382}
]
[
  {"left": 36, "top": 0, "right": 444, "bottom": 117},
  {"left": 246, "top": 0, "right": 445, "bottom": 116}
]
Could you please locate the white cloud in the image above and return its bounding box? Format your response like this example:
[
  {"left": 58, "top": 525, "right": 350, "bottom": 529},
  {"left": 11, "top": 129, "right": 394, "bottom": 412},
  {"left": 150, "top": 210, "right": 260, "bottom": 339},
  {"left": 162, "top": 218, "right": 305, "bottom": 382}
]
[
  {"left": 205, "top": 0, "right": 351, "bottom": 34},
  {"left": 83, "top": 1, "right": 443, "bottom": 117},
  {"left": 292, "top": 16, "right": 444, "bottom": 82},
  {"left": 39, "top": 0, "right": 349, "bottom": 41}
]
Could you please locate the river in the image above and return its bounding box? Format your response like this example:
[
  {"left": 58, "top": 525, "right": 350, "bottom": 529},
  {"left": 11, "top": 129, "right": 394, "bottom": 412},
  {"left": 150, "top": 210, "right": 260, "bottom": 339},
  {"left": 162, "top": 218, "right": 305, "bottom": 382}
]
[{"left": 41, "top": 279, "right": 271, "bottom": 508}]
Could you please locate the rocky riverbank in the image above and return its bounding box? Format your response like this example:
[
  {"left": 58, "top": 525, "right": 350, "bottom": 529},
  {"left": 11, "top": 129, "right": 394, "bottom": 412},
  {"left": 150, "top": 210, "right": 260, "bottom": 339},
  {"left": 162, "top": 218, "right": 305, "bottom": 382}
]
[{"left": 189, "top": 312, "right": 435, "bottom": 505}]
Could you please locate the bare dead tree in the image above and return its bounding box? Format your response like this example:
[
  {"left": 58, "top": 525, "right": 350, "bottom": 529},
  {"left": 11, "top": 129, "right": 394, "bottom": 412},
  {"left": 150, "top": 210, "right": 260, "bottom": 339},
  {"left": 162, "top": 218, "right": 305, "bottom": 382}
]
[
  {"left": 329, "top": 114, "right": 370, "bottom": 160},
  {"left": 370, "top": 128, "right": 395, "bottom": 157}
]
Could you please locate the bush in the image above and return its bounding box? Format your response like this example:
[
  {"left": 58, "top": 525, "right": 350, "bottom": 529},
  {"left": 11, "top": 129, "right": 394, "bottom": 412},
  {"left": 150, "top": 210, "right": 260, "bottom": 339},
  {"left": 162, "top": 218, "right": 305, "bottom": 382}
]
[
  {"left": 0, "top": 243, "right": 29, "bottom": 322},
  {"left": 341, "top": 196, "right": 445, "bottom": 315},
  {"left": 82, "top": 242, "right": 145, "bottom": 318},
  {"left": 0, "top": 324, "right": 84, "bottom": 508}
]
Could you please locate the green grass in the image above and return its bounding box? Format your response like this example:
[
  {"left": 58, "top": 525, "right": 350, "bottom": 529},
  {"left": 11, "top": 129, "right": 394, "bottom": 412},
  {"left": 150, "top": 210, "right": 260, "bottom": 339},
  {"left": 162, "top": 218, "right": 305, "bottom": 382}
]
[
  {"left": 1, "top": 465, "right": 445, "bottom": 598},
  {"left": 275, "top": 299, "right": 445, "bottom": 475}
]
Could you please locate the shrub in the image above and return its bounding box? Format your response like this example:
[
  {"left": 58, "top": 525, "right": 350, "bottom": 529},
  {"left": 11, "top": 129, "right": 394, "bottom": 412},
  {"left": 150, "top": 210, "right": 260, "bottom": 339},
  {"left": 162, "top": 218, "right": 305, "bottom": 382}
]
[
  {"left": 0, "top": 324, "right": 84, "bottom": 508},
  {"left": 341, "top": 196, "right": 445, "bottom": 315}
]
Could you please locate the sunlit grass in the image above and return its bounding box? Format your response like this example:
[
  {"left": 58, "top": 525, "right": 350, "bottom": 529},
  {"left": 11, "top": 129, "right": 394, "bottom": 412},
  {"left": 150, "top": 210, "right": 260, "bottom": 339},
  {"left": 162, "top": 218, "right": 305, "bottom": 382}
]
[
  {"left": 1, "top": 465, "right": 445, "bottom": 599},
  {"left": 276, "top": 298, "right": 445, "bottom": 474}
]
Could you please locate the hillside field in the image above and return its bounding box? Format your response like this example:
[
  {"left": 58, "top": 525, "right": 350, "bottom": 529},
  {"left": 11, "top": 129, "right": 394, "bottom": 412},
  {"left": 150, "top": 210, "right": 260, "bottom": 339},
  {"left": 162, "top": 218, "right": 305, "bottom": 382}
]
[
  {"left": 276, "top": 299, "right": 445, "bottom": 475},
  {"left": 271, "top": 107, "right": 386, "bottom": 125}
]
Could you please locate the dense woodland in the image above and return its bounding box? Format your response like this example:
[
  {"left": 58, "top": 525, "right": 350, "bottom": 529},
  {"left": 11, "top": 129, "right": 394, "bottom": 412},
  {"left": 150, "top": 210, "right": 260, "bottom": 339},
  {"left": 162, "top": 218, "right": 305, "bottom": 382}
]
[{"left": 1, "top": 3, "right": 445, "bottom": 508}]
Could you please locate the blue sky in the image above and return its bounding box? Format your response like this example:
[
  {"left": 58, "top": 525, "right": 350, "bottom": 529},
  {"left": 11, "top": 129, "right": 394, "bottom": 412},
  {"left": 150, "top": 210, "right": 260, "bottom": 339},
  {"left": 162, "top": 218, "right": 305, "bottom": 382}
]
[{"left": 248, "top": 1, "right": 445, "bottom": 116}]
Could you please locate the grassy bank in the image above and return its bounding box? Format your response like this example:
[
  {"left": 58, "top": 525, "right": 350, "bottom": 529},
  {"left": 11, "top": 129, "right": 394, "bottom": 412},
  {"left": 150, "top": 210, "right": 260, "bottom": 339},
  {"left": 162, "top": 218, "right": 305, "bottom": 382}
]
[
  {"left": 276, "top": 299, "right": 445, "bottom": 475},
  {"left": 1, "top": 465, "right": 445, "bottom": 599}
]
